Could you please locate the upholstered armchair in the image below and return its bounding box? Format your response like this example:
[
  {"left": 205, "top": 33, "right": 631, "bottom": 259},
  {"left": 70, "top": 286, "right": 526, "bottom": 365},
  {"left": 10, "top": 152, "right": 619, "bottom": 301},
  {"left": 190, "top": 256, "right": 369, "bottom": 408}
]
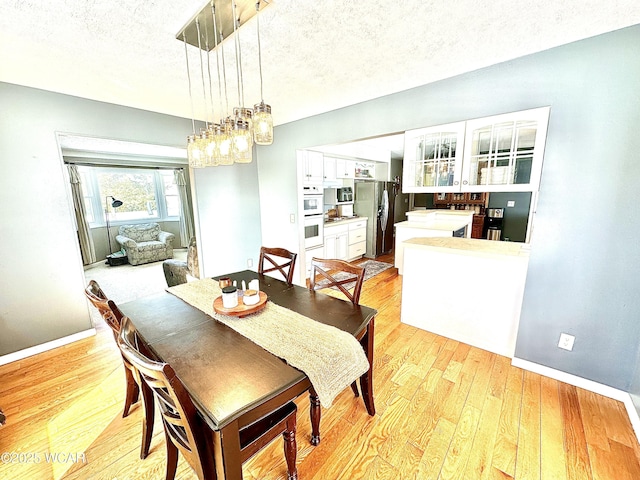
[
  {"left": 163, "top": 237, "right": 199, "bottom": 287},
  {"left": 116, "top": 223, "right": 174, "bottom": 266}
]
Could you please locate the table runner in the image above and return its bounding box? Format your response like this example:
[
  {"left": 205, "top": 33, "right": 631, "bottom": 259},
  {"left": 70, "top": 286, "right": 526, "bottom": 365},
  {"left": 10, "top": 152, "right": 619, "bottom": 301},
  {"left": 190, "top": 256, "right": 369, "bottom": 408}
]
[{"left": 166, "top": 278, "right": 369, "bottom": 408}]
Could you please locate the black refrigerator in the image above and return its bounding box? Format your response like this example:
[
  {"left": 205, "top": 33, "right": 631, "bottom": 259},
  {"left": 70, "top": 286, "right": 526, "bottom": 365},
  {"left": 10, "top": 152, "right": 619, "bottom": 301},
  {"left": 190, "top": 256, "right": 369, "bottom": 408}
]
[{"left": 354, "top": 180, "right": 399, "bottom": 257}]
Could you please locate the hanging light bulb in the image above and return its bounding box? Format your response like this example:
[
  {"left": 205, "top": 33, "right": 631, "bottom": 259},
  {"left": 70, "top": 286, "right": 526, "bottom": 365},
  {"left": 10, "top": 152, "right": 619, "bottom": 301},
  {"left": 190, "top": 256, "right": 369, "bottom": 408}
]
[
  {"left": 202, "top": 127, "right": 219, "bottom": 167},
  {"left": 217, "top": 118, "right": 234, "bottom": 165},
  {"left": 253, "top": 1, "right": 273, "bottom": 145},
  {"left": 188, "top": 134, "right": 205, "bottom": 168},
  {"left": 232, "top": 117, "right": 253, "bottom": 163}
]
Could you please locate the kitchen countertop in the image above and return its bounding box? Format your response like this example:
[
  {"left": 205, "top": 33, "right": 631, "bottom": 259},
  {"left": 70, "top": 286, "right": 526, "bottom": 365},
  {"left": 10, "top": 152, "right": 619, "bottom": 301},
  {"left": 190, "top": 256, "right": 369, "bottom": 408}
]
[
  {"left": 324, "top": 216, "right": 364, "bottom": 226},
  {"left": 402, "top": 236, "right": 530, "bottom": 258},
  {"left": 394, "top": 220, "right": 471, "bottom": 231}
]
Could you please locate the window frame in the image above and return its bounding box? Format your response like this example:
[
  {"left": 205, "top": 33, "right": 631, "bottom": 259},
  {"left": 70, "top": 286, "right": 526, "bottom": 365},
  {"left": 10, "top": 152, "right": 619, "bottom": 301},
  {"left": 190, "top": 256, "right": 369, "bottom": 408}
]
[{"left": 78, "top": 165, "right": 180, "bottom": 228}]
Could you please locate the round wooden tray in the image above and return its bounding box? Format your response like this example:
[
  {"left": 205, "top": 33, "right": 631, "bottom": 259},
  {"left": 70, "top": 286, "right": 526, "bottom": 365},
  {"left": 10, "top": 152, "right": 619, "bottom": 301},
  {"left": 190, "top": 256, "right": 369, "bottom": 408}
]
[{"left": 213, "top": 291, "right": 268, "bottom": 317}]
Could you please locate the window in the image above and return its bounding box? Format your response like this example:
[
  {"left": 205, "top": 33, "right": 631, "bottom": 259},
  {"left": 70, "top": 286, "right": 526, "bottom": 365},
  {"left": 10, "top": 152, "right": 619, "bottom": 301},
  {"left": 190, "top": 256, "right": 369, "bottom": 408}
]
[{"left": 77, "top": 166, "right": 181, "bottom": 226}]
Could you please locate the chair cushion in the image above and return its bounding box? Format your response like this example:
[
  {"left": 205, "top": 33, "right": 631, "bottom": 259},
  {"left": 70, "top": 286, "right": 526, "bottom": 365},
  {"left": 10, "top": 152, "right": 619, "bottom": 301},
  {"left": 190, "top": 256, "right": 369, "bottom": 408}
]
[{"left": 118, "top": 223, "right": 160, "bottom": 243}]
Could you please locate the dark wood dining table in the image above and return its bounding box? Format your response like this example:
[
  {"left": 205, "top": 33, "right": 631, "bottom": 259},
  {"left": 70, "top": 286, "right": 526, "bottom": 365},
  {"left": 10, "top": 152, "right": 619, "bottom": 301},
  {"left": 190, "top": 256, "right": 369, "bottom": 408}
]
[{"left": 119, "top": 270, "right": 376, "bottom": 480}]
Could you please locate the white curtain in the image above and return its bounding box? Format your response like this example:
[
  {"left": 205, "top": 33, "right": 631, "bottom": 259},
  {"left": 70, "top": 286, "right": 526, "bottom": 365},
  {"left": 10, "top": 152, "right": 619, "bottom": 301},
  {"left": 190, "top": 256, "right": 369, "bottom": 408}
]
[
  {"left": 68, "top": 164, "right": 96, "bottom": 265},
  {"left": 175, "top": 169, "right": 195, "bottom": 247}
]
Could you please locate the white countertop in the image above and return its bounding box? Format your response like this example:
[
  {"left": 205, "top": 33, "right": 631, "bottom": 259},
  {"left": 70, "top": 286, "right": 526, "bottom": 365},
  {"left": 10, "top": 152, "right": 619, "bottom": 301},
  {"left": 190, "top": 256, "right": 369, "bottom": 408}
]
[
  {"left": 403, "top": 236, "right": 530, "bottom": 258},
  {"left": 324, "top": 216, "right": 365, "bottom": 226},
  {"left": 395, "top": 219, "right": 471, "bottom": 231},
  {"left": 406, "top": 209, "right": 476, "bottom": 218}
]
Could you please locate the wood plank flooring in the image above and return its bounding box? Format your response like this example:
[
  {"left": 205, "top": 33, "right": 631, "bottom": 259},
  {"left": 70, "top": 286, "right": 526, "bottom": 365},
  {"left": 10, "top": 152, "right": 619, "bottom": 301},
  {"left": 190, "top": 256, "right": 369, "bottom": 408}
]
[{"left": 1, "top": 253, "right": 639, "bottom": 479}]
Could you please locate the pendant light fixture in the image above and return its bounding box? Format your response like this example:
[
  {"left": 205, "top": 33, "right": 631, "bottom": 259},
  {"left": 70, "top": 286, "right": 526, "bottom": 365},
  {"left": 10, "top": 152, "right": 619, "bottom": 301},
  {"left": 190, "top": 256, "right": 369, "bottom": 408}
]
[
  {"left": 177, "top": 0, "right": 273, "bottom": 167},
  {"left": 253, "top": 1, "right": 273, "bottom": 145}
]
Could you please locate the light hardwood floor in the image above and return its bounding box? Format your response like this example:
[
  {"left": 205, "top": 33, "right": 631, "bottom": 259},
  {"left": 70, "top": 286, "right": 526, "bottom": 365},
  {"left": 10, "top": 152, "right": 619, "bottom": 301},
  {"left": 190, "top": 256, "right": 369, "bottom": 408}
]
[{"left": 1, "top": 253, "right": 640, "bottom": 479}]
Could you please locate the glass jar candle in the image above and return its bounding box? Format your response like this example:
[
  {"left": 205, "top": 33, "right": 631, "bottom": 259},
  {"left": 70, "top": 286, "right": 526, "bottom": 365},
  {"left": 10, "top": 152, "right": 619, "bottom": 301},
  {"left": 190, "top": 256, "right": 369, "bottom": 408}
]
[{"left": 221, "top": 286, "right": 238, "bottom": 308}]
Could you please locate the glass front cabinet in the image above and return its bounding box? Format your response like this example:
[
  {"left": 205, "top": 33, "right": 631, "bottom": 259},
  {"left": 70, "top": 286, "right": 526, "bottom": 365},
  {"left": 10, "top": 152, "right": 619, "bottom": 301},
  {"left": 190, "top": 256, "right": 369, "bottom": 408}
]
[
  {"left": 402, "top": 122, "right": 466, "bottom": 193},
  {"left": 403, "top": 107, "right": 550, "bottom": 193}
]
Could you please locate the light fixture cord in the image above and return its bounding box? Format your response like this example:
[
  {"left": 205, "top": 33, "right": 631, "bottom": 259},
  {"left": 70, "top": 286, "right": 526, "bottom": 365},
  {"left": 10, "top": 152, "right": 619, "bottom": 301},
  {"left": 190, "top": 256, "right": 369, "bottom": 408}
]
[
  {"left": 256, "top": 1, "right": 264, "bottom": 102},
  {"left": 231, "top": 0, "right": 245, "bottom": 108},
  {"left": 220, "top": 30, "right": 230, "bottom": 117},
  {"left": 204, "top": 14, "right": 215, "bottom": 126},
  {"left": 195, "top": 19, "right": 209, "bottom": 127},
  {"left": 183, "top": 34, "right": 196, "bottom": 133},
  {"left": 211, "top": 2, "right": 225, "bottom": 121}
]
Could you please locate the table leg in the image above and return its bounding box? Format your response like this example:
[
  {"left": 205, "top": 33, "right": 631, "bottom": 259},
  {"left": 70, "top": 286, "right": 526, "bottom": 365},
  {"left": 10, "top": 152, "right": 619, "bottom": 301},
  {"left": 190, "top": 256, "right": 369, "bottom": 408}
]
[
  {"left": 360, "top": 318, "right": 376, "bottom": 416},
  {"left": 213, "top": 424, "right": 243, "bottom": 480},
  {"left": 309, "top": 388, "right": 321, "bottom": 446}
]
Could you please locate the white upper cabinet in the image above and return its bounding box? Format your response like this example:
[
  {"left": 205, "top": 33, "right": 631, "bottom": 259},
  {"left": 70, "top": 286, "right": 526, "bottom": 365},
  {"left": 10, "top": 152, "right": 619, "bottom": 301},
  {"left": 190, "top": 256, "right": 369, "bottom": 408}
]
[
  {"left": 461, "top": 107, "right": 550, "bottom": 192},
  {"left": 402, "top": 107, "right": 550, "bottom": 193},
  {"left": 402, "top": 122, "right": 466, "bottom": 193},
  {"left": 335, "top": 158, "right": 355, "bottom": 179},
  {"left": 302, "top": 150, "right": 324, "bottom": 186}
]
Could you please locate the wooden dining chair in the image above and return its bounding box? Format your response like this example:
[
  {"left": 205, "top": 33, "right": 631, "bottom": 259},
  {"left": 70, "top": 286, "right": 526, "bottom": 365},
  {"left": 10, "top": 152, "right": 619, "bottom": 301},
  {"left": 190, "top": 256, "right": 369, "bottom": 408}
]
[
  {"left": 309, "top": 257, "right": 366, "bottom": 403},
  {"left": 84, "top": 280, "right": 154, "bottom": 459},
  {"left": 117, "top": 316, "right": 299, "bottom": 480},
  {"left": 258, "top": 246, "right": 297, "bottom": 285},
  {"left": 309, "top": 257, "right": 366, "bottom": 306}
]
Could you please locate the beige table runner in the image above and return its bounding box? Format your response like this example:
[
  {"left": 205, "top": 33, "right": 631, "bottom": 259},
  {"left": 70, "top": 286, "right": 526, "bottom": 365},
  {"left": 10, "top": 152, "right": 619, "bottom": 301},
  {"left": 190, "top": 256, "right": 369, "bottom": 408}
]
[{"left": 167, "top": 278, "right": 369, "bottom": 408}]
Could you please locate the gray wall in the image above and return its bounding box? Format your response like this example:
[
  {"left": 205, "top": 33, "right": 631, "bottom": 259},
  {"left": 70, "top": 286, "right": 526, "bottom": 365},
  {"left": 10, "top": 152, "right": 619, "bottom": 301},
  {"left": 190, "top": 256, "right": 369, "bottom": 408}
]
[
  {"left": 0, "top": 82, "right": 194, "bottom": 356},
  {"left": 258, "top": 25, "right": 640, "bottom": 411}
]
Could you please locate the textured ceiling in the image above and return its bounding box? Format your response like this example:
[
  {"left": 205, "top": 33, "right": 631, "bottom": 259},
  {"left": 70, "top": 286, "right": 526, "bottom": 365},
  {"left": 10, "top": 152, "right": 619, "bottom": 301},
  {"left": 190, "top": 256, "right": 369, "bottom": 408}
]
[{"left": 2, "top": 1, "right": 640, "bottom": 144}]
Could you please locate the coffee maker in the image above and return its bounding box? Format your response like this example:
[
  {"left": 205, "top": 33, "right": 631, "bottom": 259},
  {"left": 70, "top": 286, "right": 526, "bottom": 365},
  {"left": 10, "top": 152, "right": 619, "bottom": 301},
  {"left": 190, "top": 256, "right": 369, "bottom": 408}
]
[{"left": 484, "top": 208, "right": 504, "bottom": 240}]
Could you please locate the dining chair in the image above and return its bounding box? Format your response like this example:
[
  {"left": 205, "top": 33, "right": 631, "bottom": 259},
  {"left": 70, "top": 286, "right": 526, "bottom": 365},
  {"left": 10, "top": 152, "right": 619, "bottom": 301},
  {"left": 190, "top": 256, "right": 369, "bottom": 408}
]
[
  {"left": 258, "top": 246, "right": 297, "bottom": 285},
  {"left": 84, "top": 280, "right": 154, "bottom": 459},
  {"left": 309, "top": 257, "right": 366, "bottom": 402},
  {"left": 117, "top": 316, "right": 299, "bottom": 480},
  {"left": 309, "top": 257, "right": 365, "bottom": 306}
]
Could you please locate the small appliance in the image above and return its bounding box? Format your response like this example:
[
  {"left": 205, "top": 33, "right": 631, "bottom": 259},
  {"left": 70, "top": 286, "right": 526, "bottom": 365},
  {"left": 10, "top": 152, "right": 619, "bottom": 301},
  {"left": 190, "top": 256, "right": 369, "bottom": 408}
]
[
  {"left": 337, "top": 187, "right": 353, "bottom": 203},
  {"left": 337, "top": 204, "right": 354, "bottom": 217}
]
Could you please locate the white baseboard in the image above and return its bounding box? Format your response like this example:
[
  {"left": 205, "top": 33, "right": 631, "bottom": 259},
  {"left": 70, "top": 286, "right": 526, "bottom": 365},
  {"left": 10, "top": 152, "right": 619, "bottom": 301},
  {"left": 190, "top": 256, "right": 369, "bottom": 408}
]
[
  {"left": 512, "top": 357, "right": 640, "bottom": 446},
  {"left": 0, "top": 328, "right": 96, "bottom": 366}
]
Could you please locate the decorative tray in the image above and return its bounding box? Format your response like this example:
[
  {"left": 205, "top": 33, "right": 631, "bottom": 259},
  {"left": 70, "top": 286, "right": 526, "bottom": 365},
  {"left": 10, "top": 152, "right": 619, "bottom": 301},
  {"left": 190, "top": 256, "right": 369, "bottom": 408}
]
[{"left": 213, "top": 291, "right": 268, "bottom": 317}]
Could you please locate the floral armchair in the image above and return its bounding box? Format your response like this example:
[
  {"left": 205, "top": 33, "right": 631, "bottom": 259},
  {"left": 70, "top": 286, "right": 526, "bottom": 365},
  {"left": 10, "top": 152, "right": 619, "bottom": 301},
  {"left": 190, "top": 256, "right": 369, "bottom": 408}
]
[
  {"left": 116, "top": 223, "right": 175, "bottom": 266},
  {"left": 162, "top": 237, "right": 199, "bottom": 287}
]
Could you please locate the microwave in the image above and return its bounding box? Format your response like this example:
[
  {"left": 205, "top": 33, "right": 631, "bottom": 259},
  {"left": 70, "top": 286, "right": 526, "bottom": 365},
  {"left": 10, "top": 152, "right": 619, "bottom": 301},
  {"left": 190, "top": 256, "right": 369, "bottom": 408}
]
[{"left": 325, "top": 187, "right": 353, "bottom": 205}]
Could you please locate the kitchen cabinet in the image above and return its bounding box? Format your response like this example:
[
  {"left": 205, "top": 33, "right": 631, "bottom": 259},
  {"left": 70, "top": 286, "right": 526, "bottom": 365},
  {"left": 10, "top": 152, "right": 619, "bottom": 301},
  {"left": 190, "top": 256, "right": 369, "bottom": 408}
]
[
  {"left": 324, "top": 223, "right": 349, "bottom": 260},
  {"left": 403, "top": 107, "right": 550, "bottom": 193},
  {"left": 433, "top": 192, "right": 487, "bottom": 210},
  {"left": 471, "top": 215, "right": 485, "bottom": 239},
  {"left": 302, "top": 150, "right": 324, "bottom": 186},
  {"left": 336, "top": 158, "right": 355, "bottom": 179},
  {"left": 402, "top": 121, "right": 466, "bottom": 193},
  {"left": 305, "top": 245, "right": 324, "bottom": 278},
  {"left": 324, "top": 218, "right": 367, "bottom": 261},
  {"left": 323, "top": 156, "right": 337, "bottom": 183},
  {"left": 461, "top": 107, "right": 550, "bottom": 192},
  {"left": 347, "top": 219, "right": 367, "bottom": 260}
]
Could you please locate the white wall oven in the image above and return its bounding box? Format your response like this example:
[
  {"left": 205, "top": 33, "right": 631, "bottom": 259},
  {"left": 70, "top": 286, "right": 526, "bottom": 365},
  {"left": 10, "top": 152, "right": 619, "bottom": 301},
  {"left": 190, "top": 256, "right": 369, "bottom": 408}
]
[
  {"left": 302, "top": 185, "right": 323, "bottom": 216},
  {"left": 304, "top": 214, "right": 324, "bottom": 249}
]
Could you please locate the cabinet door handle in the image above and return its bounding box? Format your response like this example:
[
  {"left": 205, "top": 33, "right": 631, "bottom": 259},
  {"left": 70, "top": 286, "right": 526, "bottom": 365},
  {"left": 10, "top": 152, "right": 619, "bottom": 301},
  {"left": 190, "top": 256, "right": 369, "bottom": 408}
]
[
  {"left": 463, "top": 180, "right": 468, "bottom": 185},
  {"left": 454, "top": 181, "right": 459, "bottom": 185}
]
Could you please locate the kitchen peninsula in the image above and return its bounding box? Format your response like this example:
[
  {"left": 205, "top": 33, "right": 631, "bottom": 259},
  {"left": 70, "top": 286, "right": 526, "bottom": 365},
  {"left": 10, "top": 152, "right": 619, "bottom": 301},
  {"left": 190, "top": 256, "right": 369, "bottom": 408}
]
[
  {"left": 400, "top": 237, "right": 530, "bottom": 357},
  {"left": 394, "top": 209, "right": 474, "bottom": 274}
]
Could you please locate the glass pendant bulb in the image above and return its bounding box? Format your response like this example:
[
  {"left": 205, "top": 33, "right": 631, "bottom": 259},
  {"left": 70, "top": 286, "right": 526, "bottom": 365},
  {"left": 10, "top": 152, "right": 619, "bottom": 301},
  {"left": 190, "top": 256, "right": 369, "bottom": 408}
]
[
  {"left": 187, "top": 134, "right": 204, "bottom": 168},
  {"left": 202, "top": 127, "right": 219, "bottom": 167},
  {"left": 232, "top": 118, "right": 253, "bottom": 163},
  {"left": 217, "top": 119, "right": 234, "bottom": 165},
  {"left": 253, "top": 101, "right": 273, "bottom": 145}
]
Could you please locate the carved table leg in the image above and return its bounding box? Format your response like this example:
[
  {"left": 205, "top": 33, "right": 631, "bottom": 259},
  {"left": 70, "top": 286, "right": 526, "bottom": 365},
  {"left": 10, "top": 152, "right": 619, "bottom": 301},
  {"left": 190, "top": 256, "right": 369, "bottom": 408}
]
[
  {"left": 309, "top": 388, "right": 321, "bottom": 446},
  {"left": 283, "top": 415, "right": 298, "bottom": 480}
]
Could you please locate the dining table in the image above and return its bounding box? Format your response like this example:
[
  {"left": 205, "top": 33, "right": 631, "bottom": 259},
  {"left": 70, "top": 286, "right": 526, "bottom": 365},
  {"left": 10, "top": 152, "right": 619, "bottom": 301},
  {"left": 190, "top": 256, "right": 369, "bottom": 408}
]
[{"left": 119, "top": 270, "right": 377, "bottom": 480}]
